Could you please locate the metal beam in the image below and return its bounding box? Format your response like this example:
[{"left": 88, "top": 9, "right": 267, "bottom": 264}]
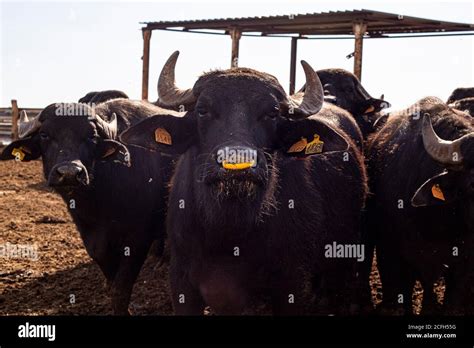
[
  {"left": 230, "top": 28, "right": 242, "bottom": 67},
  {"left": 289, "top": 37, "right": 298, "bottom": 94},
  {"left": 141, "top": 29, "right": 152, "bottom": 100},
  {"left": 352, "top": 21, "right": 367, "bottom": 81}
]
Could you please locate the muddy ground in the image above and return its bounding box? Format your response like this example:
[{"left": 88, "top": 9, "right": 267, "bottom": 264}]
[{"left": 0, "top": 157, "right": 435, "bottom": 315}]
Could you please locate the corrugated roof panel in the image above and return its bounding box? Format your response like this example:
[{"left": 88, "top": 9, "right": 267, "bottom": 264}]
[{"left": 140, "top": 9, "right": 474, "bottom": 35}]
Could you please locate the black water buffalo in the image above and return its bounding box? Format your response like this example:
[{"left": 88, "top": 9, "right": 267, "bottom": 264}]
[
  {"left": 78, "top": 90, "right": 129, "bottom": 104},
  {"left": 121, "top": 52, "right": 368, "bottom": 315},
  {"left": 0, "top": 99, "right": 178, "bottom": 314},
  {"left": 300, "top": 68, "right": 390, "bottom": 138},
  {"left": 447, "top": 87, "right": 474, "bottom": 104},
  {"left": 367, "top": 97, "right": 474, "bottom": 314}
]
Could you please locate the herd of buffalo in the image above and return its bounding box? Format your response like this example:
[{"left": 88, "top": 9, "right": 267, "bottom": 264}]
[{"left": 1, "top": 51, "right": 473, "bottom": 315}]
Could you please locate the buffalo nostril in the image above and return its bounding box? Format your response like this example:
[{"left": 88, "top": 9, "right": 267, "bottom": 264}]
[
  {"left": 56, "top": 166, "right": 67, "bottom": 178},
  {"left": 75, "top": 168, "right": 83, "bottom": 178},
  {"left": 56, "top": 165, "right": 82, "bottom": 178},
  {"left": 50, "top": 163, "right": 88, "bottom": 187}
]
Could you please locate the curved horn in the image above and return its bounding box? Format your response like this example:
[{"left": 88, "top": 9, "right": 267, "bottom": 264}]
[
  {"left": 421, "top": 113, "right": 473, "bottom": 166},
  {"left": 95, "top": 112, "right": 117, "bottom": 139},
  {"left": 157, "top": 51, "right": 196, "bottom": 108},
  {"left": 18, "top": 110, "right": 42, "bottom": 138},
  {"left": 20, "top": 110, "right": 29, "bottom": 123},
  {"left": 288, "top": 61, "right": 324, "bottom": 119}
]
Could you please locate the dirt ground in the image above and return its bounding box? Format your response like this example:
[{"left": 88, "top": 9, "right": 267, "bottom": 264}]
[
  {"left": 0, "top": 158, "right": 432, "bottom": 315},
  {"left": 0, "top": 159, "right": 172, "bottom": 315}
]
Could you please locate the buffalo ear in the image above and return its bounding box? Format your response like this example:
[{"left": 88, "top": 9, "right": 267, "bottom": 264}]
[
  {"left": 0, "top": 137, "right": 41, "bottom": 161},
  {"left": 278, "top": 116, "right": 349, "bottom": 156},
  {"left": 364, "top": 97, "right": 391, "bottom": 114},
  {"left": 120, "top": 113, "right": 196, "bottom": 155},
  {"left": 411, "top": 171, "right": 459, "bottom": 207},
  {"left": 96, "top": 139, "right": 131, "bottom": 167}
]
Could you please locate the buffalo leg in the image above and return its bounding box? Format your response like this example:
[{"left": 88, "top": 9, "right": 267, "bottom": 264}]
[
  {"left": 170, "top": 257, "right": 205, "bottom": 315},
  {"left": 321, "top": 261, "right": 361, "bottom": 315},
  {"left": 110, "top": 242, "right": 151, "bottom": 315},
  {"left": 444, "top": 268, "right": 467, "bottom": 315},
  {"left": 378, "top": 253, "right": 415, "bottom": 315},
  {"left": 421, "top": 282, "right": 442, "bottom": 315},
  {"left": 270, "top": 273, "right": 305, "bottom": 315}
]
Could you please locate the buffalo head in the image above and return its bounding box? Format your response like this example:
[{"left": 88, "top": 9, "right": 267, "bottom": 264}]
[
  {"left": 1, "top": 103, "right": 130, "bottom": 190},
  {"left": 411, "top": 113, "right": 474, "bottom": 230},
  {"left": 121, "top": 52, "right": 349, "bottom": 214}
]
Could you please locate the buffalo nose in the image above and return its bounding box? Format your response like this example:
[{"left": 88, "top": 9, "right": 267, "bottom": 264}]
[
  {"left": 49, "top": 162, "right": 89, "bottom": 186},
  {"left": 56, "top": 164, "right": 83, "bottom": 178},
  {"left": 49, "top": 161, "right": 89, "bottom": 187}
]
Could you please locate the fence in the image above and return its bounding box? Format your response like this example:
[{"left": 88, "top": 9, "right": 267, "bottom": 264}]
[{"left": 0, "top": 100, "right": 42, "bottom": 144}]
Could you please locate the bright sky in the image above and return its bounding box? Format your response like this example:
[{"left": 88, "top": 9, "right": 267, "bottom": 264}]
[{"left": 1, "top": 0, "right": 473, "bottom": 111}]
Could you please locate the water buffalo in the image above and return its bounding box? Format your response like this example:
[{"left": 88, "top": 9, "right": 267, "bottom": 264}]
[
  {"left": 121, "top": 52, "right": 368, "bottom": 315},
  {"left": 78, "top": 90, "right": 129, "bottom": 104},
  {"left": 300, "top": 68, "right": 390, "bottom": 139},
  {"left": 0, "top": 99, "right": 178, "bottom": 314},
  {"left": 367, "top": 97, "right": 474, "bottom": 314}
]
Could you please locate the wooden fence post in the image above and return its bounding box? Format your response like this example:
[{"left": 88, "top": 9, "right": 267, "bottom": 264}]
[
  {"left": 230, "top": 28, "right": 242, "bottom": 68},
  {"left": 353, "top": 21, "right": 367, "bottom": 81},
  {"left": 11, "top": 99, "right": 19, "bottom": 140},
  {"left": 141, "top": 29, "right": 152, "bottom": 101}
]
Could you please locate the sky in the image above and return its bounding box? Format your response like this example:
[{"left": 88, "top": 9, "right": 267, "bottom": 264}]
[{"left": 1, "top": 0, "right": 473, "bottom": 111}]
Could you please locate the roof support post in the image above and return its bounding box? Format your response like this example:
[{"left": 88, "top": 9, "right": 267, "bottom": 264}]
[
  {"left": 141, "top": 29, "right": 152, "bottom": 100},
  {"left": 11, "top": 99, "right": 19, "bottom": 141},
  {"left": 289, "top": 37, "right": 298, "bottom": 94},
  {"left": 352, "top": 21, "right": 367, "bottom": 81},
  {"left": 230, "top": 28, "right": 242, "bottom": 67}
]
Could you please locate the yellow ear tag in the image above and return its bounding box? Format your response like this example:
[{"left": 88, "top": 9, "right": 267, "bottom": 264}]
[
  {"left": 287, "top": 137, "right": 307, "bottom": 153},
  {"left": 155, "top": 128, "right": 172, "bottom": 145},
  {"left": 305, "top": 134, "right": 324, "bottom": 155},
  {"left": 431, "top": 184, "right": 445, "bottom": 201},
  {"left": 364, "top": 105, "right": 375, "bottom": 114},
  {"left": 222, "top": 161, "right": 255, "bottom": 170},
  {"left": 12, "top": 148, "right": 26, "bottom": 161}
]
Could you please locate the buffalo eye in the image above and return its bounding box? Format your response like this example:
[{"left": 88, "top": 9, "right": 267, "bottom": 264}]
[
  {"left": 39, "top": 131, "right": 49, "bottom": 140},
  {"left": 196, "top": 106, "right": 211, "bottom": 119},
  {"left": 263, "top": 106, "right": 280, "bottom": 120},
  {"left": 323, "top": 83, "right": 334, "bottom": 96}
]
